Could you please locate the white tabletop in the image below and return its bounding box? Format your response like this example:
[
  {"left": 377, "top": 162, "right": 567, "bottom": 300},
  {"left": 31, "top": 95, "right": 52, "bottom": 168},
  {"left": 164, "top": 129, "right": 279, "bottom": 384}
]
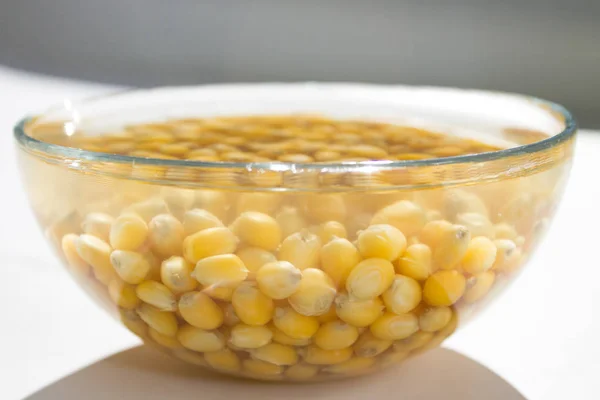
[{"left": 1, "top": 65, "right": 599, "bottom": 400}]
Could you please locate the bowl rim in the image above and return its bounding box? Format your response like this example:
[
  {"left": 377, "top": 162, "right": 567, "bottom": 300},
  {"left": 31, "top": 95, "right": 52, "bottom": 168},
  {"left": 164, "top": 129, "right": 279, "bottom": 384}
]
[{"left": 13, "top": 83, "right": 577, "bottom": 174}]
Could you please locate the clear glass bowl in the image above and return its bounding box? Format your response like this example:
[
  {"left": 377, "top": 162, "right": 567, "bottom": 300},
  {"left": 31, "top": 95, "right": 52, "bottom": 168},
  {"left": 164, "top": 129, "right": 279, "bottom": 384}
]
[{"left": 14, "top": 84, "right": 576, "bottom": 381}]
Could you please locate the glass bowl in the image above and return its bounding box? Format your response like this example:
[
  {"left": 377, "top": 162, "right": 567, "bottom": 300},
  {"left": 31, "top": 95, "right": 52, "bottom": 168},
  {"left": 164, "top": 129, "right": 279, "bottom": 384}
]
[{"left": 14, "top": 84, "right": 576, "bottom": 381}]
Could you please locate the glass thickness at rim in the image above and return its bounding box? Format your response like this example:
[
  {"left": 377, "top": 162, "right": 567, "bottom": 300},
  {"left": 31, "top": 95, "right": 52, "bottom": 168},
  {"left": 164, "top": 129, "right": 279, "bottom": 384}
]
[{"left": 12, "top": 83, "right": 577, "bottom": 173}]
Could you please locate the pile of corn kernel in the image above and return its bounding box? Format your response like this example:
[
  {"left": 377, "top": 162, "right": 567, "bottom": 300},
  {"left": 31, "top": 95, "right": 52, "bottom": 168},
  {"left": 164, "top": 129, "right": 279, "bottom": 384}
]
[{"left": 45, "top": 116, "right": 530, "bottom": 381}]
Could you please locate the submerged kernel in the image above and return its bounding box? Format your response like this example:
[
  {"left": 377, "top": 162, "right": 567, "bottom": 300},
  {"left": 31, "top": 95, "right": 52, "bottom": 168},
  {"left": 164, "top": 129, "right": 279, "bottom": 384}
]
[
  {"left": 346, "top": 258, "right": 395, "bottom": 300},
  {"left": 288, "top": 268, "right": 336, "bottom": 316}
]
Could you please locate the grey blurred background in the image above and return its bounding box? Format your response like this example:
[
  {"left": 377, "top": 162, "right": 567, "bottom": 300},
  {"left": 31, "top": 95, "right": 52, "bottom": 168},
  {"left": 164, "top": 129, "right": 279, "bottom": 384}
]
[{"left": 0, "top": 0, "right": 598, "bottom": 127}]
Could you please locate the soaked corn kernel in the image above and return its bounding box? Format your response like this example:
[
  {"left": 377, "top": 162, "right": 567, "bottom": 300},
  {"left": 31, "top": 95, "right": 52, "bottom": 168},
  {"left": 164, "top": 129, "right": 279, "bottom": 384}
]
[
  {"left": 314, "top": 320, "right": 359, "bottom": 350},
  {"left": 275, "top": 207, "right": 308, "bottom": 239},
  {"left": 177, "top": 325, "right": 225, "bottom": 352},
  {"left": 317, "top": 221, "right": 348, "bottom": 243},
  {"left": 382, "top": 274, "right": 422, "bottom": 314},
  {"left": 357, "top": 224, "right": 407, "bottom": 262},
  {"left": 396, "top": 243, "right": 432, "bottom": 281},
  {"left": 278, "top": 231, "right": 321, "bottom": 271},
  {"left": 320, "top": 238, "right": 361, "bottom": 288},
  {"left": 393, "top": 331, "right": 434, "bottom": 352},
  {"left": 182, "top": 208, "right": 224, "bottom": 236},
  {"left": 456, "top": 213, "right": 494, "bottom": 238},
  {"left": 273, "top": 307, "right": 319, "bottom": 340},
  {"left": 256, "top": 261, "right": 302, "bottom": 299},
  {"left": 252, "top": 343, "right": 299, "bottom": 365},
  {"left": 81, "top": 212, "right": 114, "bottom": 242},
  {"left": 193, "top": 254, "right": 248, "bottom": 288},
  {"left": 148, "top": 214, "right": 185, "bottom": 257},
  {"left": 353, "top": 331, "right": 392, "bottom": 357},
  {"left": 370, "top": 312, "right": 419, "bottom": 340},
  {"left": 178, "top": 291, "right": 224, "bottom": 329},
  {"left": 136, "top": 281, "right": 177, "bottom": 311},
  {"left": 346, "top": 258, "right": 395, "bottom": 300},
  {"left": 371, "top": 200, "right": 426, "bottom": 236},
  {"left": 110, "top": 250, "right": 151, "bottom": 284},
  {"left": 136, "top": 304, "right": 178, "bottom": 337},
  {"left": 183, "top": 227, "right": 238, "bottom": 263},
  {"left": 75, "top": 234, "right": 115, "bottom": 285},
  {"left": 108, "top": 279, "right": 140, "bottom": 309},
  {"left": 61, "top": 233, "right": 90, "bottom": 275},
  {"left": 419, "top": 306, "right": 452, "bottom": 332},
  {"left": 432, "top": 224, "right": 471, "bottom": 270},
  {"left": 461, "top": 236, "right": 497, "bottom": 274},
  {"left": 464, "top": 271, "right": 496, "bottom": 303},
  {"left": 160, "top": 256, "right": 197, "bottom": 293},
  {"left": 243, "top": 359, "right": 283, "bottom": 376},
  {"left": 230, "top": 324, "right": 273, "bottom": 349},
  {"left": 149, "top": 327, "right": 182, "bottom": 349},
  {"left": 323, "top": 357, "right": 375, "bottom": 374},
  {"left": 232, "top": 282, "right": 274, "bottom": 326},
  {"left": 289, "top": 268, "right": 336, "bottom": 316},
  {"left": 302, "top": 345, "right": 353, "bottom": 365},
  {"left": 109, "top": 213, "right": 148, "bottom": 251},
  {"left": 230, "top": 212, "right": 282, "bottom": 251},
  {"left": 204, "top": 348, "right": 241, "bottom": 372},
  {"left": 335, "top": 294, "right": 384, "bottom": 328},
  {"left": 284, "top": 363, "right": 319, "bottom": 380},
  {"left": 270, "top": 324, "right": 312, "bottom": 346},
  {"left": 423, "top": 270, "right": 466, "bottom": 306}
]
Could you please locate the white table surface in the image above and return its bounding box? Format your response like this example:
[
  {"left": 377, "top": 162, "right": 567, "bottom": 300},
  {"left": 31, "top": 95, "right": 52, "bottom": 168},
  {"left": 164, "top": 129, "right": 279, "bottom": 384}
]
[{"left": 1, "top": 65, "right": 599, "bottom": 400}]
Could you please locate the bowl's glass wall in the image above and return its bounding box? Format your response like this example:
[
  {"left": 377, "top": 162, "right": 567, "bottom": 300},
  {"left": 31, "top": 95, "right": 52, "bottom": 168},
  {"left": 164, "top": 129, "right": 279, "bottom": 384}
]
[{"left": 15, "top": 85, "right": 575, "bottom": 381}]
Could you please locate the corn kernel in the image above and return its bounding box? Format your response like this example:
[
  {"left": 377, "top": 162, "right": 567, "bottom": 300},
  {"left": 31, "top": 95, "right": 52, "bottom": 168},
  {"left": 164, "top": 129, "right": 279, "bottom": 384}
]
[
  {"left": 494, "top": 223, "right": 518, "bottom": 240},
  {"left": 302, "top": 345, "right": 353, "bottom": 365},
  {"left": 160, "top": 256, "right": 197, "bottom": 293},
  {"left": 136, "top": 304, "right": 178, "bottom": 337},
  {"left": 317, "top": 305, "right": 338, "bottom": 324},
  {"left": 182, "top": 208, "right": 224, "bottom": 236},
  {"left": 110, "top": 250, "right": 151, "bottom": 284},
  {"left": 221, "top": 303, "right": 241, "bottom": 327},
  {"left": 108, "top": 279, "right": 140, "bottom": 309},
  {"left": 353, "top": 331, "right": 392, "bottom": 357},
  {"left": 194, "top": 190, "right": 230, "bottom": 222},
  {"left": 314, "top": 320, "right": 359, "bottom": 350},
  {"left": 273, "top": 307, "right": 319, "bottom": 340},
  {"left": 136, "top": 281, "right": 177, "bottom": 311},
  {"left": 492, "top": 239, "right": 519, "bottom": 271},
  {"left": 423, "top": 270, "right": 466, "bottom": 306},
  {"left": 204, "top": 348, "right": 241, "bottom": 372},
  {"left": 230, "top": 323, "right": 273, "bottom": 349},
  {"left": 382, "top": 274, "right": 422, "bottom": 313},
  {"left": 393, "top": 331, "right": 434, "bottom": 352},
  {"left": 237, "top": 193, "right": 281, "bottom": 215},
  {"left": 396, "top": 243, "right": 432, "bottom": 281},
  {"left": 123, "top": 198, "right": 170, "bottom": 223},
  {"left": 177, "top": 325, "right": 225, "bottom": 352},
  {"left": 236, "top": 246, "right": 277, "bottom": 278},
  {"left": 276, "top": 207, "right": 308, "bottom": 239},
  {"left": 278, "top": 231, "right": 321, "bottom": 271},
  {"left": 270, "top": 324, "right": 312, "bottom": 346},
  {"left": 284, "top": 363, "right": 319, "bottom": 380},
  {"left": 371, "top": 200, "right": 426, "bottom": 236},
  {"left": 433, "top": 224, "right": 471, "bottom": 270},
  {"left": 81, "top": 212, "right": 114, "bottom": 242},
  {"left": 252, "top": 343, "right": 299, "bottom": 366},
  {"left": 172, "top": 349, "right": 207, "bottom": 366},
  {"left": 345, "top": 258, "right": 395, "bottom": 300},
  {"left": 183, "top": 227, "right": 238, "bottom": 263},
  {"left": 357, "top": 224, "right": 407, "bottom": 262},
  {"left": 380, "top": 350, "right": 410, "bottom": 367},
  {"left": 230, "top": 212, "right": 281, "bottom": 251},
  {"left": 335, "top": 293, "right": 384, "bottom": 328},
  {"left": 193, "top": 254, "right": 248, "bottom": 288},
  {"left": 61, "top": 233, "right": 90, "bottom": 275},
  {"left": 178, "top": 291, "right": 224, "bottom": 330},
  {"left": 464, "top": 271, "right": 496, "bottom": 303},
  {"left": 461, "top": 236, "right": 497, "bottom": 274},
  {"left": 203, "top": 285, "right": 235, "bottom": 301},
  {"left": 120, "top": 308, "right": 148, "bottom": 337},
  {"left": 456, "top": 213, "right": 495, "bottom": 238},
  {"left": 109, "top": 213, "right": 148, "bottom": 251},
  {"left": 149, "top": 327, "right": 182, "bottom": 349},
  {"left": 443, "top": 189, "right": 488, "bottom": 220},
  {"left": 289, "top": 268, "right": 336, "bottom": 316},
  {"left": 75, "top": 234, "right": 115, "bottom": 285},
  {"left": 419, "top": 306, "right": 452, "bottom": 332},
  {"left": 370, "top": 312, "right": 419, "bottom": 340},
  {"left": 243, "top": 359, "right": 283, "bottom": 376},
  {"left": 320, "top": 238, "right": 361, "bottom": 288},
  {"left": 304, "top": 194, "right": 346, "bottom": 223},
  {"left": 232, "top": 282, "right": 274, "bottom": 326},
  {"left": 323, "top": 357, "right": 375, "bottom": 374},
  {"left": 418, "top": 220, "right": 453, "bottom": 247},
  {"left": 256, "top": 261, "right": 302, "bottom": 299},
  {"left": 148, "top": 214, "right": 184, "bottom": 257},
  {"left": 317, "top": 221, "right": 348, "bottom": 243}
]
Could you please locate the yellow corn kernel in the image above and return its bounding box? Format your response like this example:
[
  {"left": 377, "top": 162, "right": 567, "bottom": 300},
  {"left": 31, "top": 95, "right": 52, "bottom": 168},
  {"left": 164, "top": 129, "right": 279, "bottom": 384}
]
[
  {"left": 230, "top": 212, "right": 282, "bottom": 251},
  {"left": 193, "top": 254, "right": 248, "bottom": 288},
  {"left": 61, "top": 234, "right": 90, "bottom": 275},
  {"left": 370, "top": 312, "right": 419, "bottom": 340},
  {"left": 109, "top": 213, "right": 148, "bottom": 252},
  {"left": 492, "top": 239, "right": 519, "bottom": 272},
  {"left": 393, "top": 331, "right": 434, "bottom": 352},
  {"left": 443, "top": 189, "right": 489, "bottom": 220},
  {"left": 136, "top": 304, "right": 178, "bottom": 337},
  {"left": 382, "top": 274, "right": 422, "bottom": 313},
  {"left": 160, "top": 256, "right": 197, "bottom": 293},
  {"left": 252, "top": 343, "right": 299, "bottom": 366},
  {"left": 81, "top": 212, "right": 114, "bottom": 242},
  {"left": 276, "top": 207, "right": 308, "bottom": 239},
  {"left": 220, "top": 303, "right": 241, "bottom": 327},
  {"left": 456, "top": 213, "right": 495, "bottom": 238},
  {"left": 243, "top": 359, "right": 283, "bottom": 376},
  {"left": 149, "top": 327, "right": 182, "bottom": 349},
  {"left": 371, "top": 200, "right": 426, "bottom": 236},
  {"left": 317, "top": 305, "right": 338, "bottom": 324},
  {"left": 278, "top": 231, "right": 321, "bottom": 271},
  {"left": 319, "top": 238, "right": 361, "bottom": 288},
  {"left": 396, "top": 243, "right": 433, "bottom": 281},
  {"left": 302, "top": 345, "right": 352, "bottom": 365},
  {"left": 317, "top": 221, "right": 348, "bottom": 243},
  {"left": 335, "top": 293, "right": 384, "bottom": 328},
  {"left": 352, "top": 331, "right": 392, "bottom": 357},
  {"left": 148, "top": 214, "right": 185, "bottom": 257},
  {"left": 284, "top": 363, "right": 319, "bottom": 380},
  {"left": 183, "top": 227, "right": 238, "bottom": 263},
  {"left": 194, "top": 190, "right": 230, "bottom": 222},
  {"left": 273, "top": 307, "right": 320, "bottom": 340},
  {"left": 314, "top": 320, "right": 359, "bottom": 350},
  {"left": 425, "top": 209, "right": 443, "bottom": 222},
  {"left": 108, "top": 279, "right": 140, "bottom": 309},
  {"left": 120, "top": 308, "right": 148, "bottom": 337},
  {"left": 345, "top": 258, "right": 395, "bottom": 300},
  {"left": 461, "top": 236, "right": 497, "bottom": 274},
  {"left": 464, "top": 271, "right": 496, "bottom": 303},
  {"left": 202, "top": 284, "right": 235, "bottom": 301},
  {"left": 418, "top": 220, "right": 453, "bottom": 247},
  {"left": 204, "top": 348, "right": 241, "bottom": 372},
  {"left": 235, "top": 246, "right": 277, "bottom": 278},
  {"left": 304, "top": 194, "right": 347, "bottom": 223},
  {"left": 236, "top": 192, "right": 281, "bottom": 215},
  {"left": 136, "top": 281, "right": 177, "bottom": 311},
  {"left": 232, "top": 282, "right": 274, "bottom": 326},
  {"left": 75, "top": 234, "right": 115, "bottom": 285},
  {"left": 357, "top": 224, "right": 407, "bottom": 262},
  {"left": 323, "top": 357, "right": 375, "bottom": 374},
  {"left": 177, "top": 325, "right": 225, "bottom": 352},
  {"left": 256, "top": 261, "right": 302, "bottom": 299},
  {"left": 182, "top": 208, "right": 224, "bottom": 236},
  {"left": 289, "top": 268, "right": 336, "bottom": 316},
  {"left": 433, "top": 224, "right": 471, "bottom": 270},
  {"left": 110, "top": 250, "right": 151, "bottom": 284},
  {"left": 269, "top": 324, "right": 312, "bottom": 346},
  {"left": 423, "top": 270, "right": 466, "bottom": 306},
  {"left": 379, "top": 350, "right": 410, "bottom": 367},
  {"left": 230, "top": 323, "right": 273, "bottom": 349},
  {"left": 123, "top": 198, "right": 170, "bottom": 223},
  {"left": 494, "top": 223, "right": 518, "bottom": 240},
  {"left": 178, "top": 291, "right": 224, "bottom": 330},
  {"left": 419, "top": 306, "right": 452, "bottom": 332}
]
